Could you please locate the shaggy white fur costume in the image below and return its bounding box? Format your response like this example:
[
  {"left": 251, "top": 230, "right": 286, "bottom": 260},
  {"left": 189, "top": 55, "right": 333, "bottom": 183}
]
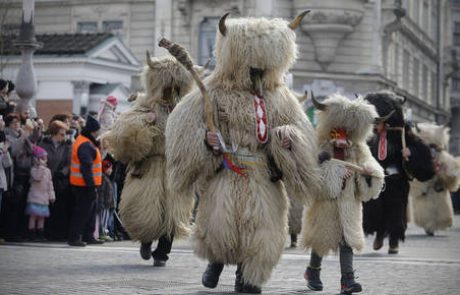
[
  {"left": 165, "top": 16, "right": 320, "bottom": 287},
  {"left": 104, "top": 56, "right": 194, "bottom": 243},
  {"left": 410, "top": 123, "right": 460, "bottom": 233},
  {"left": 301, "top": 94, "right": 385, "bottom": 257}
]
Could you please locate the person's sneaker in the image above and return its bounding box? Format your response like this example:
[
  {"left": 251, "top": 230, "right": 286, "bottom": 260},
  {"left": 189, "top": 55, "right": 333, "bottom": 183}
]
[
  {"left": 304, "top": 267, "right": 323, "bottom": 291},
  {"left": 425, "top": 230, "right": 434, "bottom": 236},
  {"left": 140, "top": 242, "right": 153, "bottom": 260},
  {"left": 100, "top": 235, "right": 113, "bottom": 242},
  {"left": 290, "top": 234, "right": 298, "bottom": 248},
  {"left": 85, "top": 238, "right": 104, "bottom": 245},
  {"left": 240, "top": 283, "right": 262, "bottom": 294},
  {"left": 388, "top": 238, "right": 399, "bottom": 254},
  {"left": 340, "top": 272, "right": 362, "bottom": 294},
  {"left": 373, "top": 235, "right": 384, "bottom": 250},
  {"left": 68, "top": 240, "right": 87, "bottom": 247},
  {"left": 202, "top": 263, "right": 224, "bottom": 289},
  {"left": 153, "top": 259, "right": 166, "bottom": 267}
]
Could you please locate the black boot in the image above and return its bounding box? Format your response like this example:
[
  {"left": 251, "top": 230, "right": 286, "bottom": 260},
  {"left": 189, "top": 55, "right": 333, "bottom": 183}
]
[
  {"left": 234, "top": 264, "right": 261, "bottom": 294},
  {"left": 68, "top": 235, "right": 86, "bottom": 247},
  {"left": 28, "top": 229, "right": 37, "bottom": 242},
  {"left": 140, "top": 242, "right": 152, "bottom": 260},
  {"left": 290, "top": 233, "right": 298, "bottom": 248},
  {"left": 305, "top": 267, "right": 323, "bottom": 291},
  {"left": 340, "top": 272, "right": 362, "bottom": 294},
  {"left": 388, "top": 237, "right": 399, "bottom": 254},
  {"left": 202, "top": 262, "right": 224, "bottom": 289},
  {"left": 36, "top": 229, "right": 47, "bottom": 242}
]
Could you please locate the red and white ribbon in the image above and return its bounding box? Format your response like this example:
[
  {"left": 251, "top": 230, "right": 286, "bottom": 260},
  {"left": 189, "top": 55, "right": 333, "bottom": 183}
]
[{"left": 253, "top": 95, "right": 268, "bottom": 144}]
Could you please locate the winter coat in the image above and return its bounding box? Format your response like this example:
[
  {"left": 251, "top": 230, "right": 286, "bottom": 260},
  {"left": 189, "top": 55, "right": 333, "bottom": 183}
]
[
  {"left": 39, "top": 136, "right": 71, "bottom": 193},
  {"left": 0, "top": 148, "right": 12, "bottom": 190},
  {"left": 97, "top": 174, "right": 115, "bottom": 211},
  {"left": 27, "top": 165, "right": 55, "bottom": 205}
]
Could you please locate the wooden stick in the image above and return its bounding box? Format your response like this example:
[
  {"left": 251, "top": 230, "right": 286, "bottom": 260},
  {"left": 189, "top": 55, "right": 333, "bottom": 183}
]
[
  {"left": 158, "top": 38, "right": 216, "bottom": 133},
  {"left": 330, "top": 158, "right": 382, "bottom": 178}
]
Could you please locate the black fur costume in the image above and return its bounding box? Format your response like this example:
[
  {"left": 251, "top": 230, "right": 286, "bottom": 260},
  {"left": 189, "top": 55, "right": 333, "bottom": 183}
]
[{"left": 363, "top": 91, "right": 435, "bottom": 246}]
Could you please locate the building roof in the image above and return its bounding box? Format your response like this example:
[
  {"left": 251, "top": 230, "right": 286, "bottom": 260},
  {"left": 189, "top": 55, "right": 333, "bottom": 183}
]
[{"left": 1, "top": 32, "right": 114, "bottom": 56}]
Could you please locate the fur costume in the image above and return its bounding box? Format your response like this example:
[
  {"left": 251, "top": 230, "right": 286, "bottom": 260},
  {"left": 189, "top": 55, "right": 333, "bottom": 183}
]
[
  {"left": 363, "top": 91, "right": 435, "bottom": 245},
  {"left": 301, "top": 94, "right": 385, "bottom": 257},
  {"left": 165, "top": 15, "right": 320, "bottom": 288},
  {"left": 410, "top": 123, "right": 460, "bottom": 233},
  {"left": 104, "top": 55, "right": 194, "bottom": 243}
]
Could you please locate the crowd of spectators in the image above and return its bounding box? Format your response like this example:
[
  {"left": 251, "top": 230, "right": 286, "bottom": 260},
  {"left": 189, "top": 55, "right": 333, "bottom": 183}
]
[{"left": 0, "top": 78, "right": 127, "bottom": 245}]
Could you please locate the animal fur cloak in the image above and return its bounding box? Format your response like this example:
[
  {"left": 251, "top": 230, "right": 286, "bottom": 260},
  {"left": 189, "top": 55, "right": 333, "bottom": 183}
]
[
  {"left": 363, "top": 91, "right": 435, "bottom": 243},
  {"left": 104, "top": 55, "right": 194, "bottom": 243},
  {"left": 410, "top": 123, "right": 460, "bottom": 233},
  {"left": 165, "top": 15, "right": 320, "bottom": 287},
  {"left": 301, "top": 94, "right": 385, "bottom": 257}
]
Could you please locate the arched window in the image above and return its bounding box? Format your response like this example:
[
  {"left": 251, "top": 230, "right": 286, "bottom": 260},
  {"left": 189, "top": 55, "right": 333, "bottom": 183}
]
[{"left": 198, "top": 17, "right": 219, "bottom": 68}]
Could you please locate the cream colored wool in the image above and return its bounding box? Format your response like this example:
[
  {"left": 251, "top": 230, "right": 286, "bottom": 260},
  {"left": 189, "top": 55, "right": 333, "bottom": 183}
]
[
  {"left": 410, "top": 123, "right": 460, "bottom": 232},
  {"left": 288, "top": 193, "right": 304, "bottom": 236},
  {"left": 301, "top": 94, "right": 385, "bottom": 257},
  {"left": 165, "top": 16, "right": 320, "bottom": 287},
  {"left": 104, "top": 55, "right": 194, "bottom": 242}
]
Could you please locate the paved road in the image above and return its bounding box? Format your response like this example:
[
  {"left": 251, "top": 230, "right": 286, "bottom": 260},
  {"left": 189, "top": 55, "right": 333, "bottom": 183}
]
[{"left": 1, "top": 216, "right": 460, "bottom": 295}]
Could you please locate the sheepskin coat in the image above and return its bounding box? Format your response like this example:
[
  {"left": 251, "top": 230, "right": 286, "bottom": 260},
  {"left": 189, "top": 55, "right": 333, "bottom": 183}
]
[
  {"left": 410, "top": 123, "right": 460, "bottom": 232},
  {"left": 104, "top": 56, "right": 194, "bottom": 243},
  {"left": 165, "top": 16, "right": 320, "bottom": 287},
  {"left": 301, "top": 95, "right": 384, "bottom": 257}
]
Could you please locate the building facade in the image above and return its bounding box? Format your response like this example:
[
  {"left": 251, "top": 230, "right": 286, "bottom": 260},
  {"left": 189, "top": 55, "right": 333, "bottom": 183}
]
[
  {"left": 450, "top": 0, "right": 460, "bottom": 156},
  {"left": 1, "top": 0, "right": 454, "bottom": 125}
]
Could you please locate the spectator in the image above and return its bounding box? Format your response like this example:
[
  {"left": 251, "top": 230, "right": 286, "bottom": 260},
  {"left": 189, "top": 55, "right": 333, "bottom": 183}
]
[
  {"left": 97, "top": 96, "right": 118, "bottom": 133},
  {"left": 25, "top": 145, "right": 55, "bottom": 242},
  {"left": 16, "top": 103, "right": 31, "bottom": 126},
  {"left": 39, "top": 120, "right": 72, "bottom": 241},
  {"left": 49, "top": 114, "right": 72, "bottom": 128},
  {"left": 97, "top": 159, "right": 115, "bottom": 242},
  {"left": 0, "top": 79, "right": 16, "bottom": 117},
  {"left": 0, "top": 128, "right": 13, "bottom": 244},
  {"left": 3, "top": 113, "right": 35, "bottom": 241},
  {"left": 68, "top": 115, "right": 104, "bottom": 246}
]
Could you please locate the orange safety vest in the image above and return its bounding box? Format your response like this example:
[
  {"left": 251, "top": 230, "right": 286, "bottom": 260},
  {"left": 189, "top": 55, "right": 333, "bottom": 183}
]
[{"left": 70, "top": 135, "right": 102, "bottom": 187}]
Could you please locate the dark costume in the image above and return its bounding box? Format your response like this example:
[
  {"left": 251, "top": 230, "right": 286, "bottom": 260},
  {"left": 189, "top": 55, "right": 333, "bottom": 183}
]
[{"left": 362, "top": 91, "right": 435, "bottom": 253}]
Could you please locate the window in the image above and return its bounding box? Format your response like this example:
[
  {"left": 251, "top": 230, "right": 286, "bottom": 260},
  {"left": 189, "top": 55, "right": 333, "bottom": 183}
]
[
  {"left": 431, "top": 5, "right": 437, "bottom": 41},
  {"left": 422, "top": 65, "right": 429, "bottom": 102},
  {"left": 103, "top": 20, "right": 123, "bottom": 36},
  {"left": 431, "top": 72, "right": 437, "bottom": 106},
  {"left": 454, "top": 22, "right": 460, "bottom": 46},
  {"left": 77, "top": 21, "right": 97, "bottom": 33},
  {"left": 413, "top": 58, "right": 419, "bottom": 96},
  {"left": 198, "top": 17, "right": 219, "bottom": 68},
  {"left": 452, "top": 78, "right": 460, "bottom": 91},
  {"left": 422, "top": 1, "right": 429, "bottom": 32},
  {"left": 403, "top": 49, "right": 410, "bottom": 88}
]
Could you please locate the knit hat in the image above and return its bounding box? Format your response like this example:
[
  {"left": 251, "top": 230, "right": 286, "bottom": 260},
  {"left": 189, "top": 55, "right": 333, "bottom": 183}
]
[
  {"left": 106, "top": 96, "right": 118, "bottom": 106},
  {"left": 102, "top": 159, "right": 112, "bottom": 172},
  {"left": 82, "top": 115, "right": 101, "bottom": 133},
  {"left": 33, "top": 145, "right": 47, "bottom": 159}
]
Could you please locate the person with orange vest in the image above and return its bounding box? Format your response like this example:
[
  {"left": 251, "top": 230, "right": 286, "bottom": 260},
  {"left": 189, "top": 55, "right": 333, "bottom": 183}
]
[{"left": 68, "top": 115, "right": 103, "bottom": 247}]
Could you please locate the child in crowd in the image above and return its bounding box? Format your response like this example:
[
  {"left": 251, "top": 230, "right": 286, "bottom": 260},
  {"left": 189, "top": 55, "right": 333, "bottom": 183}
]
[
  {"left": 25, "top": 145, "right": 55, "bottom": 241},
  {"left": 97, "top": 159, "right": 115, "bottom": 241}
]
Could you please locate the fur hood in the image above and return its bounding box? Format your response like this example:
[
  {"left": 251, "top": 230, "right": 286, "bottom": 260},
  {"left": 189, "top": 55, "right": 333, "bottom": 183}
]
[
  {"left": 315, "top": 93, "right": 378, "bottom": 145},
  {"left": 138, "top": 55, "right": 194, "bottom": 109},
  {"left": 413, "top": 122, "right": 450, "bottom": 150},
  {"left": 364, "top": 90, "right": 406, "bottom": 128},
  {"left": 210, "top": 16, "right": 297, "bottom": 92}
]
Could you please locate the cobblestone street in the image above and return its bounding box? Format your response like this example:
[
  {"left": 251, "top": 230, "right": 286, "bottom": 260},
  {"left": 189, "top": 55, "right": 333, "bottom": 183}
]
[{"left": 1, "top": 216, "right": 460, "bottom": 295}]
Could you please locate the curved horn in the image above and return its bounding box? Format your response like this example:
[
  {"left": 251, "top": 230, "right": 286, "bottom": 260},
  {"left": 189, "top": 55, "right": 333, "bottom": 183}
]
[
  {"left": 400, "top": 96, "right": 407, "bottom": 105},
  {"left": 298, "top": 90, "right": 308, "bottom": 103},
  {"left": 444, "top": 116, "right": 451, "bottom": 128},
  {"left": 289, "top": 10, "right": 310, "bottom": 30},
  {"left": 374, "top": 110, "right": 395, "bottom": 124},
  {"left": 203, "top": 58, "right": 211, "bottom": 70},
  {"left": 355, "top": 93, "right": 359, "bottom": 99},
  {"left": 414, "top": 122, "right": 421, "bottom": 133},
  {"left": 146, "top": 51, "right": 155, "bottom": 68},
  {"left": 219, "top": 13, "right": 230, "bottom": 36},
  {"left": 311, "top": 91, "right": 327, "bottom": 111}
]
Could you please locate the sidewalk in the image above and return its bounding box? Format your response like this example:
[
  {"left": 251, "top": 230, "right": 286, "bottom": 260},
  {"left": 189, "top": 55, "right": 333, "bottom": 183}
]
[{"left": 1, "top": 216, "right": 460, "bottom": 294}]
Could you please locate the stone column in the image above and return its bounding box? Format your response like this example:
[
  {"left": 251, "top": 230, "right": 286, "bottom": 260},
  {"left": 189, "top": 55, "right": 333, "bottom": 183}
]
[
  {"left": 14, "top": 0, "right": 42, "bottom": 117},
  {"left": 72, "top": 81, "right": 90, "bottom": 115}
]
